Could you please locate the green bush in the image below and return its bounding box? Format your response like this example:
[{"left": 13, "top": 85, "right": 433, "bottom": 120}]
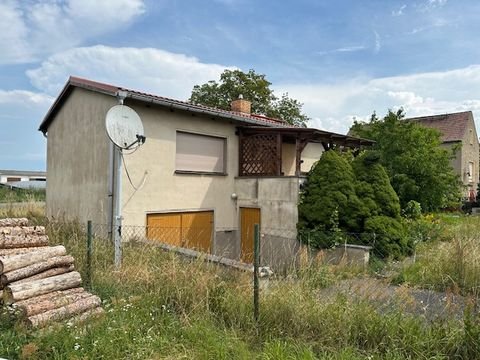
[
  {"left": 299, "top": 150, "right": 408, "bottom": 258},
  {"left": 402, "top": 200, "right": 422, "bottom": 219},
  {"left": 298, "top": 151, "right": 360, "bottom": 234},
  {"left": 364, "top": 216, "right": 410, "bottom": 259},
  {"left": 352, "top": 151, "right": 401, "bottom": 230}
]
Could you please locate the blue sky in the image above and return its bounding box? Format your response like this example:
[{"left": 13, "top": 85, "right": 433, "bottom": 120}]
[{"left": 1, "top": 0, "right": 480, "bottom": 170}]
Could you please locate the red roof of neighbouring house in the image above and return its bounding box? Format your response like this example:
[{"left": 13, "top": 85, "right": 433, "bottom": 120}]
[
  {"left": 407, "top": 111, "right": 474, "bottom": 143},
  {"left": 38, "top": 76, "right": 290, "bottom": 134}
]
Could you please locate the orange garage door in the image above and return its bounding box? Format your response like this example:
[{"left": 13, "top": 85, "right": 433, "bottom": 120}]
[{"left": 147, "top": 211, "right": 213, "bottom": 253}]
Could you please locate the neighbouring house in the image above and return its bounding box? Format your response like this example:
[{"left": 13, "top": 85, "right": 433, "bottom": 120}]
[
  {"left": 0, "top": 169, "right": 46, "bottom": 184},
  {"left": 408, "top": 111, "right": 479, "bottom": 201},
  {"left": 38, "top": 76, "right": 372, "bottom": 271}
]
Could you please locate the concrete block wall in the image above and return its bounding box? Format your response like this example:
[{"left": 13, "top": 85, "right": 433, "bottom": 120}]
[{"left": 235, "top": 177, "right": 301, "bottom": 272}]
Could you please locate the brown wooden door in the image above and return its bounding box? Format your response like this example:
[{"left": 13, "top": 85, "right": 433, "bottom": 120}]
[
  {"left": 147, "top": 211, "right": 213, "bottom": 253},
  {"left": 240, "top": 207, "right": 261, "bottom": 263}
]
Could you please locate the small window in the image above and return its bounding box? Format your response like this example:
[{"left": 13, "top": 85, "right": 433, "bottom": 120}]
[
  {"left": 6, "top": 177, "right": 21, "bottom": 182},
  {"left": 470, "top": 129, "right": 474, "bottom": 145},
  {"left": 176, "top": 132, "right": 226, "bottom": 174}
]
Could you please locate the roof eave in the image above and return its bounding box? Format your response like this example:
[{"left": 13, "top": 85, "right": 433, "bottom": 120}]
[
  {"left": 38, "top": 77, "right": 118, "bottom": 134},
  {"left": 237, "top": 126, "right": 374, "bottom": 147}
]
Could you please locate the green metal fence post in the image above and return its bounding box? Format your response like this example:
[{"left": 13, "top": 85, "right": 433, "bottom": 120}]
[
  {"left": 253, "top": 223, "right": 260, "bottom": 323},
  {"left": 86, "top": 220, "right": 92, "bottom": 290}
]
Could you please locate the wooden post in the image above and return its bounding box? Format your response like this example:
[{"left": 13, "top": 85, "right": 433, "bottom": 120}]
[
  {"left": 238, "top": 129, "right": 244, "bottom": 176},
  {"left": 295, "top": 137, "right": 310, "bottom": 176},
  {"left": 295, "top": 137, "right": 302, "bottom": 176},
  {"left": 276, "top": 134, "right": 282, "bottom": 176},
  {"left": 253, "top": 223, "right": 260, "bottom": 324}
]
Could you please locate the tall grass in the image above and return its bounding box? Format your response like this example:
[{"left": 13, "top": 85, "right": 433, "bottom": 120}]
[
  {"left": 1, "top": 215, "right": 480, "bottom": 359},
  {"left": 0, "top": 187, "right": 45, "bottom": 203},
  {"left": 0, "top": 202, "right": 45, "bottom": 224},
  {"left": 398, "top": 215, "right": 480, "bottom": 297}
]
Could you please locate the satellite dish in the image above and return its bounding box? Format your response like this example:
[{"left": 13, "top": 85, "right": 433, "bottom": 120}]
[{"left": 105, "top": 105, "right": 145, "bottom": 149}]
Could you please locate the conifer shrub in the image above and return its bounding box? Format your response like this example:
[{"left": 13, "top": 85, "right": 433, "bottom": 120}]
[
  {"left": 299, "top": 150, "right": 411, "bottom": 258},
  {"left": 298, "top": 150, "right": 359, "bottom": 232},
  {"left": 363, "top": 216, "right": 410, "bottom": 259}
]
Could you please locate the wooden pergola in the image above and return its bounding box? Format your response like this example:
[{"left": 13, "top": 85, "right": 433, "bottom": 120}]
[{"left": 238, "top": 126, "right": 374, "bottom": 177}]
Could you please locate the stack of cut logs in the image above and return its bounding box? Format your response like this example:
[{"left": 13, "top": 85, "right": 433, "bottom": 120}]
[{"left": 0, "top": 218, "right": 103, "bottom": 327}]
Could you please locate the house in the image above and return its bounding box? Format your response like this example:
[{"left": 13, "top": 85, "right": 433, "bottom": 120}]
[
  {"left": 0, "top": 170, "right": 46, "bottom": 184},
  {"left": 38, "top": 76, "right": 372, "bottom": 271},
  {"left": 408, "top": 111, "right": 479, "bottom": 201}
]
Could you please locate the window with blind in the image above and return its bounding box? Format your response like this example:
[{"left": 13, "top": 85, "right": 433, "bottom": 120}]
[{"left": 175, "top": 131, "right": 226, "bottom": 174}]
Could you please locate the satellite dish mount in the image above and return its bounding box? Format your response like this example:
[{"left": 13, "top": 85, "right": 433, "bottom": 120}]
[{"left": 105, "top": 95, "right": 146, "bottom": 267}]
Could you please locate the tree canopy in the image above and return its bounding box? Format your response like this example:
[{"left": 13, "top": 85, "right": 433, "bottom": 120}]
[
  {"left": 350, "top": 109, "right": 461, "bottom": 211},
  {"left": 190, "top": 69, "right": 309, "bottom": 127}
]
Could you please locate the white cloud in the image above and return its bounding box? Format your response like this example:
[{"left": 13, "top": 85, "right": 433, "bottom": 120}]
[
  {"left": 317, "top": 46, "right": 366, "bottom": 56},
  {"left": 407, "top": 18, "right": 450, "bottom": 35},
  {"left": 0, "top": 88, "right": 52, "bottom": 169},
  {"left": 417, "top": 0, "right": 448, "bottom": 12},
  {"left": 0, "top": 0, "right": 145, "bottom": 64},
  {"left": 392, "top": 4, "right": 407, "bottom": 16},
  {"left": 26, "top": 45, "right": 235, "bottom": 100},
  {"left": 276, "top": 64, "right": 480, "bottom": 134},
  {"left": 1, "top": 43, "right": 234, "bottom": 169},
  {"left": 0, "top": 2, "right": 29, "bottom": 63},
  {"left": 373, "top": 31, "right": 381, "bottom": 53},
  {"left": 0, "top": 90, "right": 53, "bottom": 107}
]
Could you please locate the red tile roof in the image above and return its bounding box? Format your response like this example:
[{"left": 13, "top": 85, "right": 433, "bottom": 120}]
[
  {"left": 407, "top": 111, "right": 474, "bottom": 142},
  {"left": 39, "top": 76, "right": 289, "bottom": 133}
]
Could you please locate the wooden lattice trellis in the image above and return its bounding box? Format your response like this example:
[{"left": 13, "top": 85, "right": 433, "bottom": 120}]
[{"left": 239, "top": 134, "right": 280, "bottom": 176}]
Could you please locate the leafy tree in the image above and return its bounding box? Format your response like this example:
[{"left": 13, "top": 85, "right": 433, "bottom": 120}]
[
  {"left": 350, "top": 109, "right": 461, "bottom": 211},
  {"left": 190, "top": 69, "right": 309, "bottom": 127}
]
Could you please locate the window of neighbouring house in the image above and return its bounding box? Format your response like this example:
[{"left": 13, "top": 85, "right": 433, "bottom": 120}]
[
  {"left": 6, "top": 177, "right": 21, "bottom": 182},
  {"left": 176, "top": 131, "right": 226, "bottom": 174},
  {"left": 468, "top": 162, "right": 474, "bottom": 182}
]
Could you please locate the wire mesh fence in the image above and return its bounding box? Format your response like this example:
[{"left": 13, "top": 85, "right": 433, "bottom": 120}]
[{"left": 45, "top": 220, "right": 480, "bottom": 325}]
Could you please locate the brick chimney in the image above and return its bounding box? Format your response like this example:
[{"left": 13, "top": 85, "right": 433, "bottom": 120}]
[{"left": 230, "top": 95, "right": 251, "bottom": 114}]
